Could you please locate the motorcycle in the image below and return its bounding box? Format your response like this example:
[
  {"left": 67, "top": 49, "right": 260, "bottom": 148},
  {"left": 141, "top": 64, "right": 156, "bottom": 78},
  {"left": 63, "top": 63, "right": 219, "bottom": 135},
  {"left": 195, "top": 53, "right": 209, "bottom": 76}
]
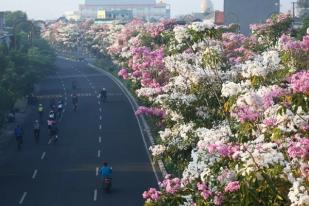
[{"left": 103, "top": 178, "right": 112, "bottom": 193}]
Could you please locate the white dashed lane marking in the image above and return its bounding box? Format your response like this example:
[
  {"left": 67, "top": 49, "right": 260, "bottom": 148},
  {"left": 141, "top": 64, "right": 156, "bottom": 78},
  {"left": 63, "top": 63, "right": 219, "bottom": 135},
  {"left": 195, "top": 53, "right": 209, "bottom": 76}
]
[
  {"left": 18, "top": 192, "right": 27, "bottom": 204},
  {"left": 96, "top": 167, "right": 99, "bottom": 176},
  {"left": 32, "top": 169, "right": 38, "bottom": 179},
  {"left": 93, "top": 189, "right": 98, "bottom": 201},
  {"left": 41, "top": 152, "right": 46, "bottom": 160},
  {"left": 99, "top": 136, "right": 102, "bottom": 143},
  {"left": 97, "top": 150, "right": 101, "bottom": 158}
]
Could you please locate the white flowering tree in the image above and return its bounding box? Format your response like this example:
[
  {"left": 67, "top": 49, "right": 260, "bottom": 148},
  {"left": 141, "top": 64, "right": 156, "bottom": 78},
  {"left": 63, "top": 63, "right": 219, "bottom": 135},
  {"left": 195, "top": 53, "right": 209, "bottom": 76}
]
[{"left": 43, "top": 14, "right": 309, "bottom": 205}]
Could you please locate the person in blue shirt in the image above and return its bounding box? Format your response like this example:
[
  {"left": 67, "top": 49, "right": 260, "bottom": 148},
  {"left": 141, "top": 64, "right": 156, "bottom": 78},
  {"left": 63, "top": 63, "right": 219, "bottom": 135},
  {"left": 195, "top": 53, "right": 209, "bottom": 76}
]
[
  {"left": 14, "top": 125, "right": 23, "bottom": 150},
  {"left": 99, "top": 162, "right": 112, "bottom": 179}
]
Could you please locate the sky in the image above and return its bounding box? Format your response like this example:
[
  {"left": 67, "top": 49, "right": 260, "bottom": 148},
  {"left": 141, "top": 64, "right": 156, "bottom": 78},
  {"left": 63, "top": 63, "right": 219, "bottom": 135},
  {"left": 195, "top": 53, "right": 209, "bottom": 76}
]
[{"left": 0, "top": 0, "right": 295, "bottom": 20}]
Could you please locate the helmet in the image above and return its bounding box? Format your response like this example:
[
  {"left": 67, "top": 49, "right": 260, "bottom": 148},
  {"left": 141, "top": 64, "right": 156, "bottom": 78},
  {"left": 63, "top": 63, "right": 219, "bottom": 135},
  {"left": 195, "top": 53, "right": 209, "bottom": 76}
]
[
  {"left": 35, "top": 120, "right": 39, "bottom": 123},
  {"left": 103, "top": 88, "right": 106, "bottom": 91},
  {"left": 39, "top": 104, "right": 43, "bottom": 107}
]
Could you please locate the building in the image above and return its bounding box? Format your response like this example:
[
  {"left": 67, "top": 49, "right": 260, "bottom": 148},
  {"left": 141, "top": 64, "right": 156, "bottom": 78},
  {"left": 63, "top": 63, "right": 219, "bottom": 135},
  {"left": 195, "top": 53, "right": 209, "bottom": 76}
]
[
  {"left": 192, "top": 0, "right": 215, "bottom": 21},
  {"left": 0, "top": 12, "right": 5, "bottom": 31},
  {"left": 224, "top": 0, "right": 280, "bottom": 35},
  {"left": 79, "top": 0, "right": 170, "bottom": 21},
  {"left": 64, "top": 11, "right": 81, "bottom": 21},
  {"left": 0, "top": 12, "right": 11, "bottom": 48}
]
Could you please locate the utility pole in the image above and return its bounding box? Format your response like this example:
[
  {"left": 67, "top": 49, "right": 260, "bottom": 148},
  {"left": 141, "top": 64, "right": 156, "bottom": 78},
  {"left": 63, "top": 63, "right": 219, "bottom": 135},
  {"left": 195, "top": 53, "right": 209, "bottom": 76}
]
[{"left": 292, "top": 1, "right": 296, "bottom": 19}]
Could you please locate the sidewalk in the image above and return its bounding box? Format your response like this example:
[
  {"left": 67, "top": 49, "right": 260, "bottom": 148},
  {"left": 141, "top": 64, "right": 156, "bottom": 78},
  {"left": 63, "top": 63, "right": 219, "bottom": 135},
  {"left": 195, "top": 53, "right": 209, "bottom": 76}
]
[{"left": 0, "top": 98, "right": 30, "bottom": 165}]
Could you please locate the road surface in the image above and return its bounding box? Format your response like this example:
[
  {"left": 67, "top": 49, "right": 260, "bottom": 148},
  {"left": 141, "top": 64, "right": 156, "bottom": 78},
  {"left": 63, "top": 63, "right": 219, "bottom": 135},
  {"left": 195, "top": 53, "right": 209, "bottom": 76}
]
[{"left": 0, "top": 58, "right": 157, "bottom": 206}]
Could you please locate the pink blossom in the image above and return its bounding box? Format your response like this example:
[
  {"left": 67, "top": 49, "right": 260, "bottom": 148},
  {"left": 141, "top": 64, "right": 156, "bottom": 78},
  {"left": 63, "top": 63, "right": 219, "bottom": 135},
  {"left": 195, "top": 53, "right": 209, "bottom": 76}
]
[
  {"left": 159, "top": 176, "right": 181, "bottom": 194},
  {"left": 224, "top": 181, "right": 240, "bottom": 193},
  {"left": 135, "top": 106, "right": 165, "bottom": 118},
  {"left": 214, "top": 194, "right": 224, "bottom": 205},
  {"left": 232, "top": 106, "right": 260, "bottom": 122},
  {"left": 118, "top": 68, "right": 129, "bottom": 79},
  {"left": 287, "top": 138, "right": 309, "bottom": 159},
  {"left": 197, "top": 182, "right": 212, "bottom": 200},
  {"left": 262, "top": 86, "right": 284, "bottom": 109},
  {"left": 262, "top": 118, "right": 277, "bottom": 127},
  {"left": 289, "top": 71, "right": 309, "bottom": 93},
  {"left": 142, "top": 188, "right": 161, "bottom": 201}
]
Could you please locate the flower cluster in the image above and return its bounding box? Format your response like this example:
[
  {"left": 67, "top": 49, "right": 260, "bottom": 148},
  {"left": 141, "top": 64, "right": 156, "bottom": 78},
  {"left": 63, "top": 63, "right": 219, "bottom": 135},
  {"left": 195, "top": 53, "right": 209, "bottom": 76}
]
[{"left": 43, "top": 13, "right": 309, "bottom": 206}]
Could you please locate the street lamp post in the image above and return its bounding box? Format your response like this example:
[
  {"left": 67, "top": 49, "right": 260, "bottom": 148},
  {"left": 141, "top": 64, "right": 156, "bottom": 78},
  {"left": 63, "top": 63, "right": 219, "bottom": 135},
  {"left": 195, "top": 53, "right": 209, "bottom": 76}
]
[{"left": 292, "top": 1, "right": 297, "bottom": 19}]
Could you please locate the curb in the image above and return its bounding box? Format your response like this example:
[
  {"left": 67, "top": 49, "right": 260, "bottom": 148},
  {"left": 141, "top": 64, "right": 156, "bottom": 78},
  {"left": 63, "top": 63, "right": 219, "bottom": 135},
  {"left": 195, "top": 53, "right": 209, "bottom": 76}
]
[{"left": 87, "top": 63, "right": 168, "bottom": 181}]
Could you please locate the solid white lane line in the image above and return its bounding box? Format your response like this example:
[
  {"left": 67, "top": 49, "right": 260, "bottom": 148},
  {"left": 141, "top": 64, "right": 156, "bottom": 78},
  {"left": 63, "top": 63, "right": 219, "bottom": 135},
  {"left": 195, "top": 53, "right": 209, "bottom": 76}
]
[
  {"left": 19, "top": 192, "right": 27, "bottom": 204},
  {"left": 99, "top": 136, "right": 102, "bottom": 143},
  {"left": 97, "top": 150, "right": 101, "bottom": 158},
  {"left": 96, "top": 167, "right": 99, "bottom": 176},
  {"left": 93, "top": 189, "right": 98, "bottom": 201},
  {"left": 32, "top": 169, "right": 38, "bottom": 179},
  {"left": 41, "top": 152, "right": 46, "bottom": 160}
]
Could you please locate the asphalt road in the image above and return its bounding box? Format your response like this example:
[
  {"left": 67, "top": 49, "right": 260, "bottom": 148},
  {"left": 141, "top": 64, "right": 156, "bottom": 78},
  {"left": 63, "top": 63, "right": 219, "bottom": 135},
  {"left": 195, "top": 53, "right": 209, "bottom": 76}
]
[{"left": 0, "top": 58, "right": 158, "bottom": 206}]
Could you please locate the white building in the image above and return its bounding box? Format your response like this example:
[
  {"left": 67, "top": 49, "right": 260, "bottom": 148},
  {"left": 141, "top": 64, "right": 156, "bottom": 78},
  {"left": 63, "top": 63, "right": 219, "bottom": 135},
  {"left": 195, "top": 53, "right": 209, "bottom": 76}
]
[{"left": 79, "top": 0, "right": 170, "bottom": 21}]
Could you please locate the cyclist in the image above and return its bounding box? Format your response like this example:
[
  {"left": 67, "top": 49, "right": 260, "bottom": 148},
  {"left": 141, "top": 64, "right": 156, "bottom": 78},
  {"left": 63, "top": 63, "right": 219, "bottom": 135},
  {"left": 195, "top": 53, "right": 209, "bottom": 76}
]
[{"left": 33, "top": 120, "right": 40, "bottom": 143}]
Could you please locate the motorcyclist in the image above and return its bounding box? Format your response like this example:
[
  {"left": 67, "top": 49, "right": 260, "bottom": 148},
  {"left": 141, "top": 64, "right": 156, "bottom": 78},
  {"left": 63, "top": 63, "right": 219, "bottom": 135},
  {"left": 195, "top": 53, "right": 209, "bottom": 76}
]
[
  {"left": 14, "top": 125, "right": 23, "bottom": 150},
  {"left": 38, "top": 104, "right": 44, "bottom": 120},
  {"left": 99, "top": 161, "right": 112, "bottom": 192},
  {"left": 49, "top": 122, "right": 59, "bottom": 143},
  {"left": 71, "top": 93, "right": 78, "bottom": 111},
  {"left": 57, "top": 100, "right": 63, "bottom": 118},
  {"left": 49, "top": 98, "right": 56, "bottom": 111},
  {"left": 47, "top": 118, "right": 55, "bottom": 131},
  {"left": 100, "top": 88, "right": 107, "bottom": 102},
  {"left": 49, "top": 110, "right": 55, "bottom": 119},
  {"left": 33, "top": 120, "right": 40, "bottom": 143},
  {"left": 72, "top": 80, "right": 77, "bottom": 90},
  {"left": 99, "top": 162, "right": 112, "bottom": 179}
]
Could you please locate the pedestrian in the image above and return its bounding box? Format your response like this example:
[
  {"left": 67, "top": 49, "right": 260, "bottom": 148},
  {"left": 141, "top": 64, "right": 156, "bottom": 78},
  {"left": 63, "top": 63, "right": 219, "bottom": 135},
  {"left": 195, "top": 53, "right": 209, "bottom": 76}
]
[{"left": 14, "top": 125, "right": 23, "bottom": 151}]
